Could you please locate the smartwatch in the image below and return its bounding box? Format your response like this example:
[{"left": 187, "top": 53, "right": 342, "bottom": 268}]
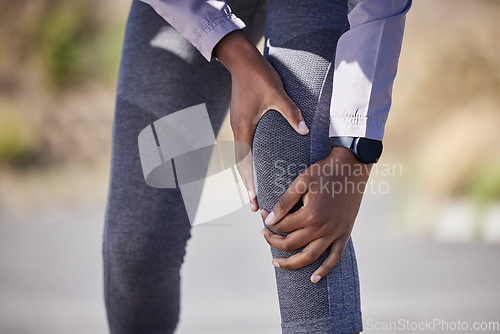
[{"left": 329, "top": 136, "right": 383, "bottom": 164}]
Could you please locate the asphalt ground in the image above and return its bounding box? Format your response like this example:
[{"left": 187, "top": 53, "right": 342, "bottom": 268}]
[{"left": 1, "top": 191, "right": 499, "bottom": 334}]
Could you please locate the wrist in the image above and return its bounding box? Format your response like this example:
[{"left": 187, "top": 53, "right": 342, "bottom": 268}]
[
  {"left": 213, "top": 30, "right": 262, "bottom": 74},
  {"left": 328, "top": 146, "right": 360, "bottom": 165},
  {"left": 328, "top": 146, "right": 373, "bottom": 178},
  {"left": 329, "top": 136, "right": 382, "bottom": 164}
]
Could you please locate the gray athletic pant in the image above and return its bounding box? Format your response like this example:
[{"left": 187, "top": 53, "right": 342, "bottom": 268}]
[{"left": 103, "top": 0, "right": 362, "bottom": 333}]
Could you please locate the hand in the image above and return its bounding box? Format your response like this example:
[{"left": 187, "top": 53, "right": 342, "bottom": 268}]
[
  {"left": 260, "top": 146, "right": 372, "bottom": 283},
  {"left": 213, "top": 30, "right": 309, "bottom": 212}
]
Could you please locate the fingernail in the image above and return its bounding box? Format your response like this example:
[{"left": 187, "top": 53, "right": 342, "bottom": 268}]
[
  {"left": 311, "top": 275, "right": 321, "bottom": 283},
  {"left": 298, "top": 121, "right": 308, "bottom": 134},
  {"left": 261, "top": 228, "right": 266, "bottom": 236},
  {"left": 273, "top": 261, "right": 280, "bottom": 268},
  {"left": 265, "top": 211, "right": 275, "bottom": 225}
]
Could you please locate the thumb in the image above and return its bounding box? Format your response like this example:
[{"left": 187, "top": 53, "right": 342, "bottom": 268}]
[
  {"left": 273, "top": 92, "right": 309, "bottom": 135},
  {"left": 233, "top": 129, "right": 259, "bottom": 212}
]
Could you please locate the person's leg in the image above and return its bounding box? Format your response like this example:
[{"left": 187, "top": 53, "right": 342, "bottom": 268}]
[
  {"left": 102, "top": 1, "right": 265, "bottom": 333},
  {"left": 253, "top": 0, "right": 363, "bottom": 333}
]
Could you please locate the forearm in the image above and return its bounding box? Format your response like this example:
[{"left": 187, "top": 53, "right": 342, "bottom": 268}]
[{"left": 213, "top": 30, "right": 263, "bottom": 74}]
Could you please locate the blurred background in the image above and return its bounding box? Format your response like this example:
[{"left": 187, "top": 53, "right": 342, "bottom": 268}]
[{"left": 0, "top": 0, "right": 499, "bottom": 333}]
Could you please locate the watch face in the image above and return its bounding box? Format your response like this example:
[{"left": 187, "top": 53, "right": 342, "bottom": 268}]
[{"left": 355, "top": 138, "right": 383, "bottom": 164}]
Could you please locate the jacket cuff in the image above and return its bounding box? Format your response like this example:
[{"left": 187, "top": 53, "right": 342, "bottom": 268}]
[
  {"left": 198, "top": 14, "right": 246, "bottom": 61},
  {"left": 329, "top": 117, "right": 386, "bottom": 141}
]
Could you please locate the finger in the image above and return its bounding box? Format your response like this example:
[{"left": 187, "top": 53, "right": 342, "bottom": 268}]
[
  {"left": 272, "top": 210, "right": 308, "bottom": 234},
  {"left": 310, "top": 236, "right": 349, "bottom": 284},
  {"left": 233, "top": 125, "right": 259, "bottom": 211},
  {"left": 271, "top": 237, "right": 332, "bottom": 270},
  {"left": 261, "top": 227, "right": 320, "bottom": 253},
  {"left": 273, "top": 93, "right": 309, "bottom": 135},
  {"left": 261, "top": 209, "right": 305, "bottom": 233},
  {"left": 265, "top": 174, "right": 309, "bottom": 225}
]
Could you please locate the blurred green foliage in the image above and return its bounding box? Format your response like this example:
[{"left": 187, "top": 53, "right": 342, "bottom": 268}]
[
  {"left": 0, "top": 0, "right": 499, "bottom": 214},
  {"left": 0, "top": 108, "right": 38, "bottom": 166},
  {"left": 0, "top": 0, "right": 124, "bottom": 90},
  {"left": 33, "top": 2, "right": 123, "bottom": 87},
  {"left": 0, "top": 0, "right": 125, "bottom": 167},
  {"left": 37, "top": 3, "right": 96, "bottom": 87},
  {"left": 466, "top": 162, "right": 500, "bottom": 207}
]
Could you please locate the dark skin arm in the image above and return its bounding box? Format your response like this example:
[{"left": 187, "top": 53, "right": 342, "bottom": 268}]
[
  {"left": 215, "top": 31, "right": 370, "bottom": 285},
  {"left": 213, "top": 30, "right": 309, "bottom": 211},
  {"left": 261, "top": 146, "right": 372, "bottom": 283}
]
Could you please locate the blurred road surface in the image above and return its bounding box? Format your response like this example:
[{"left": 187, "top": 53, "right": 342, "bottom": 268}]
[{"left": 1, "top": 191, "right": 499, "bottom": 334}]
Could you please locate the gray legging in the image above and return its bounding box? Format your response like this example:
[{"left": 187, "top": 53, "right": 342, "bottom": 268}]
[{"left": 103, "top": 0, "right": 362, "bottom": 333}]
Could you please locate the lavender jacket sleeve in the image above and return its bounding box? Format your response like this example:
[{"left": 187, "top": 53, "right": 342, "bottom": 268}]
[
  {"left": 140, "top": 0, "right": 411, "bottom": 141},
  {"left": 140, "top": 0, "right": 246, "bottom": 61},
  {"left": 329, "top": 0, "right": 412, "bottom": 141}
]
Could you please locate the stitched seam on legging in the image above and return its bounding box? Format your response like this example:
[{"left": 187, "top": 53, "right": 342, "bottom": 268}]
[
  {"left": 269, "top": 25, "right": 348, "bottom": 50},
  {"left": 318, "top": 47, "right": 343, "bottom": 318},
  {"left": 351, "top": 241, "right": 360, "bottom": 312},
  {"left": 309, "top": 28, "right": 342, "bottom": 166},
  {"left": 327, "top": 265, "right": 333, "bottom": 318},
  {"left": 339, "top": 243, "right": 350, "bottom": 313},
  {"left": 340, "top": 252, "right": 346, "bottom": 315},
  {"left": 310, "top": 61, "right": 333, "bottom": 167},
  {"left": 105, "top": 212, "right": 111, "bottom": 332},
  {"left": 272, "top": 28, "right": 345, "bottom": 52},
  {"left": 281, "top": 311, "right": 362, "bottom": 328}
]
